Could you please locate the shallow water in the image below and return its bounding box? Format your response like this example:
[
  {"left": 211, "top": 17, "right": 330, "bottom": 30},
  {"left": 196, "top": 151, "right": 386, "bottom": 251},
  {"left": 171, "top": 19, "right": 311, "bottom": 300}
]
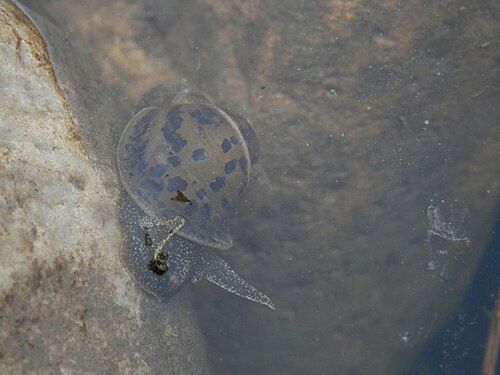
[
  {"left": 14, "top": 0, "right": 500, "bottom": 374},
  {"left": 410, "top": 214, "right": 500, "bottom": 375}
]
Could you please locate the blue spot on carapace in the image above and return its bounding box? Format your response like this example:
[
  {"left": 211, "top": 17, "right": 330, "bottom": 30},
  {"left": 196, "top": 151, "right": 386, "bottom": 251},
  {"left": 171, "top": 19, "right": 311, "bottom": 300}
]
[
  {"left": 221, "top": 197, "right": 230, "bottom": 211},
  {"left": 224, "top": 159, "right": 238, "bottom": 174},
  {"left": 125, "top": 141, "right": 149, "bottom": 176},
  {"left": 230, "top": 135, "right": 239, "bottom": 145},
  {"left": 239, "top": 156, "right": 248, "bottom": 174},
  {"left": 124, "top": 138, "right": 148, "bottom": 168},
  {"left": 148, "top": 164, "right": 168, "bottom": 177},
  {"left": 168, "top": 156, "right": 181, "bottom": 167},
  {"left": 139, "top": 179, "right": 164, "bottom": 193},
  {"left": 137, "top": 151, "right": 148, "bottom": 176},
  {"left": 133, "top": 109, "right": 157, "bottom": 134},
  {"left": 210, "top": 176, "right": 225, "bottom": 192},
  {"left": 192, "top": 148, "right": 206, "bottom": 161},
  {"left": 184, "top": 201, "right": 198, "bottom": 216},
  {"left": 166, "top": 176, "right": 188, "bottom": 192},
  {"left": 221, "top": 138, "right": 231, "bottom": 153},
  {"left": 190, "top": 105, "right": 224, "bottom": 126},
  {"left": 161, "top": 106, "right": 187, "bottom": 153},
  {"left": 196, "top": 189, "right": 207, "bottom": 200}
]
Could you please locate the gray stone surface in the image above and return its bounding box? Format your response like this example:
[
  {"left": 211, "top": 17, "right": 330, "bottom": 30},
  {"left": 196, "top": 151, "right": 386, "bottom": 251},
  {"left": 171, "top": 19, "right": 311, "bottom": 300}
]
[{"left": 0, "top": 1, "right": 210, "bottom": 374}]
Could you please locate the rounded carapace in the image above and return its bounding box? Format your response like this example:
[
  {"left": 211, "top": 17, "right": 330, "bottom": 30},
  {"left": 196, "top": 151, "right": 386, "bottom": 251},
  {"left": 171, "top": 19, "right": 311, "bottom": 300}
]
[{"left": 117, "top": 87, "right": 259, "bottom": 250}]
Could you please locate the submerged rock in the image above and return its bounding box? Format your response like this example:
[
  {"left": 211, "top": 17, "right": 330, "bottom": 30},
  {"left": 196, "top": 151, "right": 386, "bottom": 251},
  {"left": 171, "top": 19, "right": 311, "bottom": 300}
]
[{"left": 0, "top": 1, "right": 209, "bottom": 374}]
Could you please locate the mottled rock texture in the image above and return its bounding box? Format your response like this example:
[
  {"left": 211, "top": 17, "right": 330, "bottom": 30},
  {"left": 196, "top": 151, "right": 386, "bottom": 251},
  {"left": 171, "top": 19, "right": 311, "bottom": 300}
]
[{"left": 0, "top": 1, "right": 209, "bottom": 374}]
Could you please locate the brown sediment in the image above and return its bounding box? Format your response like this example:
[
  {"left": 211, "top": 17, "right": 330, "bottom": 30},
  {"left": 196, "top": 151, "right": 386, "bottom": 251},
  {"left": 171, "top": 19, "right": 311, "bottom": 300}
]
[{"left": 1, "top": 0, "right": 89, "bottom": 159}]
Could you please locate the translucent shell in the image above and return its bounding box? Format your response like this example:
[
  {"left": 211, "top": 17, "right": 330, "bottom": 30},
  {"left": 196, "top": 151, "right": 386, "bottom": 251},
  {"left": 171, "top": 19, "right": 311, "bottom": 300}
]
[{"left": 117, "top": 93, "right": 258, "bottom": 250}]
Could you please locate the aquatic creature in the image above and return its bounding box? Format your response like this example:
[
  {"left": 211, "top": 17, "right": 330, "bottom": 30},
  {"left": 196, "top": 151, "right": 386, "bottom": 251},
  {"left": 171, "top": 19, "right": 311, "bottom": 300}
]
[{"left": 117, "top": 84, "right": 274, "bottom": 310}]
